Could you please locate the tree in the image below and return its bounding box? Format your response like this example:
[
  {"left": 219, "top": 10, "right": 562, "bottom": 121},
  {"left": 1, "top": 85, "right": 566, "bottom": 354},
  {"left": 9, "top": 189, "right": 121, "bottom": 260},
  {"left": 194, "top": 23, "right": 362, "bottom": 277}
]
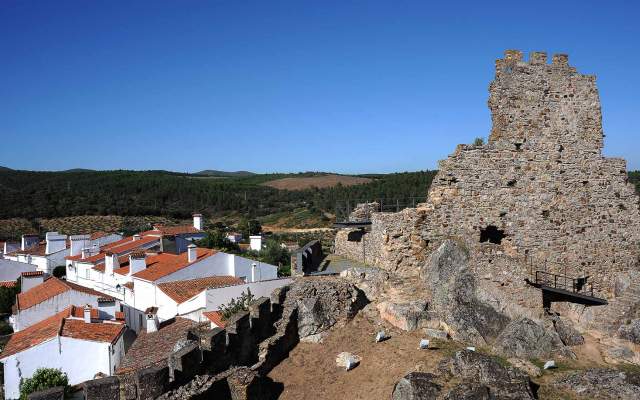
[
  {"left": 0, "top": 281, "right": 19, "bottom": 314},
  {"left": 19, "top": 368, "right": 69, "bottom": 400},
  {"left": 238, "top": 218, "right": 262, "bottom": 238},
  {"left": 0, "top": 320, "right": 13, "bottom": 335},
  {"left": 52, "top": 265, "right": 66, "bottom": 278},
  {"left": 197, "top": 230, "right": 240, "bottom": 253},
  {"left": 261, "top": 240, "right": 291, "bottom": 275},
  {"left": 473, "top": 137, "right": 485, "bottom": 146}
]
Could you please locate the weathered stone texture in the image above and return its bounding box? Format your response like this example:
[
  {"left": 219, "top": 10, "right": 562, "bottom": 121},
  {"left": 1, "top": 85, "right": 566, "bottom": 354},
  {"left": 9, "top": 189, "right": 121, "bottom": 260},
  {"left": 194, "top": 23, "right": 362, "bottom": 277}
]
[{"left": 335, "top": 50, "right": 640, "bottom": 296}]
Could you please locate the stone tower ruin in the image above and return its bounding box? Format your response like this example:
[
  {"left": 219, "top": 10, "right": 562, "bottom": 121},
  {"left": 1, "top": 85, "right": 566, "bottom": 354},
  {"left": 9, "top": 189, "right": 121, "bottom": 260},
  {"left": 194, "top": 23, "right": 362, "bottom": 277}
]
[{"left": 335, "top": 50, "right": 640, "bottom": 296}]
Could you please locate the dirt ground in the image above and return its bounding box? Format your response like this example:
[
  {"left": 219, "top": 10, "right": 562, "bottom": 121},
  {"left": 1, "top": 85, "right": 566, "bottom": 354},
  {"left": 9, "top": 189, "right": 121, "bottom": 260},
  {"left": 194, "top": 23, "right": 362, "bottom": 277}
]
[
  {"left": 267, "top": 310, "right": 456, "bottom": 400},
  {"left": 266, "top": 310, "right": 625, "bottom": 400}
]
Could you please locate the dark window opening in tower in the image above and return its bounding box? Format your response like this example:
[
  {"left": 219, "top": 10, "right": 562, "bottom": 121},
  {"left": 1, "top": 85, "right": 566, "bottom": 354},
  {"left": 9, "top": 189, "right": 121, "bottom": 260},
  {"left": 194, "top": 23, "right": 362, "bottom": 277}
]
[{"left": 480, "top": 225, "right": 506, "bottom": 244}]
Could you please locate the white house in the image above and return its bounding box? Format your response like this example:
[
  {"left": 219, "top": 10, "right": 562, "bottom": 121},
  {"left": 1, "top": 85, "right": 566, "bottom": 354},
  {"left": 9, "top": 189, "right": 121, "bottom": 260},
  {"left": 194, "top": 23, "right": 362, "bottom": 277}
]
[
  {"left": 249, "top": 235, "right": 263, "bottom": 251},
  {"left": 0, "top": 305, "right": 125, "bottom": 400},
  {"left": 121, "top": 245, "right": 280, "bottom": 332},
  {"left": 12, "top": 275, "right": 119, "bottom": 331},
  {"left": 65, "top": 234, "right": 161, "bottom": 294},
  {"left": 6, "top": 232, "right": 68, "bottom": 274},
  {"left": 226, "top": 232, "right": 243, "bottom": 243},
  {"left": 0, "top": 258, "right": 37, "bottom": 287}
]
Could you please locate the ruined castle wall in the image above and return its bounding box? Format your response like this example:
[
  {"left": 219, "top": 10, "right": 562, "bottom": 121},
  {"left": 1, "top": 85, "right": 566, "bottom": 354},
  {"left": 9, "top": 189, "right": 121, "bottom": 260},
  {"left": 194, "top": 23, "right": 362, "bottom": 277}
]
[{"left": 335, "top": 50, "right": 640, "bottom": 294}]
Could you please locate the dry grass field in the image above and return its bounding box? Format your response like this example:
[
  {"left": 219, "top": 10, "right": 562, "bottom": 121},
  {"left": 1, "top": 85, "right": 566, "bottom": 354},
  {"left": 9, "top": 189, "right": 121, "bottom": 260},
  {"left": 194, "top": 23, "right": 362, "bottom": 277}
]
[{"left": 262, "top": 174, "right": 372, "bottom": 190}]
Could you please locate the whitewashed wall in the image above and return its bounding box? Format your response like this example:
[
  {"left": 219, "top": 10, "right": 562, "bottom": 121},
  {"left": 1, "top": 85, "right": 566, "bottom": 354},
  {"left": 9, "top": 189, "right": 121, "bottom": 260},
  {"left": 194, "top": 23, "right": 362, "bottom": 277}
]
[
  {"left": 1, "top": 334, "right": 123, "bottom": 400},
  {"left": 205, "top": 278, "right": 292, "bottom": 312}
]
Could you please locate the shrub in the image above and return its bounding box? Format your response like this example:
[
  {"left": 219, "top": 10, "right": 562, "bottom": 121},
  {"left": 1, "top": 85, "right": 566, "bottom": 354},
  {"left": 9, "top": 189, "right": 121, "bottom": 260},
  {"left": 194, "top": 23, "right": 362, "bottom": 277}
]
[
  {"left": 0, "top": 281, "right": 19, "bottom": 314},
  {"left": 0, "top": 320, "right": 13, "bottom": 335},
  {"left": 52, "top": 265, "right": 66, "bottom": 278},
  {"left": 19, "top": 368, "right": 69, "bottom": 400},
  {"left": 472, "top": 137, "right": 485, "bottom": 146},
  {"left": 218, "top": 289, "right": 255, "bottom": 321}
]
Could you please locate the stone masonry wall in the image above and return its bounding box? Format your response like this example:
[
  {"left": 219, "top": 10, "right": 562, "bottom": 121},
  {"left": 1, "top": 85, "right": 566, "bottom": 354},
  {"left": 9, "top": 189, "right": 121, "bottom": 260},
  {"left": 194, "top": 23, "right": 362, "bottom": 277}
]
[{"left": 335, "top": 50, "right": 640, "bottom": 295}]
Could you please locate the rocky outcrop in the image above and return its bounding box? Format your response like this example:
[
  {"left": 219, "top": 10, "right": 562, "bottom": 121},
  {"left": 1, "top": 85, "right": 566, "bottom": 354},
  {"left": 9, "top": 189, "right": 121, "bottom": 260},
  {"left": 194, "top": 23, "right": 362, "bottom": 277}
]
[
  {"left": 492, "top": 318, "right": 571, "bottom": 359},
  {"left": 392, "top": 372, "right": 442, "bottom": 400},
  {"left": 553, "top": 369, "right": 640, "bottom": 400},
  {"left": 438, "top": 350, "right": 536, "bottom": 399},
  {"left": 421, "top": 240, "right": 510, "bottom": 345},
  {"left": 618, "top": 319, "right": 640, "bottom": 344},
  {"left": 339, "top": 266, "right": 389, "bottom": 301},
  {"left": 550, "top": 315, "right": 585, "bottom": 346},
  {"left": 284, "top": 278, "right": 368, "bottom": 342},
  {"left": 377, "top": 301, "right": 431, "bottom": 331}
]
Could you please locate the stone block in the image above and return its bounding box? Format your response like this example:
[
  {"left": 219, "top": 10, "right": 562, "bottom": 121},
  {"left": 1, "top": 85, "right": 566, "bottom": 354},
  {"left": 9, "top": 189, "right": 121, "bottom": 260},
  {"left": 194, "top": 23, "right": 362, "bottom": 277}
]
[{"left": 84, "top": 376, "right": 120, "bottom": 400}]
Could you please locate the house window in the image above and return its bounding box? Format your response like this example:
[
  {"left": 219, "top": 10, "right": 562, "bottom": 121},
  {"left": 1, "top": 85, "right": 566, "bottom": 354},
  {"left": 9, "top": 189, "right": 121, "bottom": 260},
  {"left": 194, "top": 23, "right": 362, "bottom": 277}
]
[
  {"left": 239, "top": 276, "right": 247, "bottom": 283},
  {"left": 85, "top": 268, "right": 90, "bottom": 279}
]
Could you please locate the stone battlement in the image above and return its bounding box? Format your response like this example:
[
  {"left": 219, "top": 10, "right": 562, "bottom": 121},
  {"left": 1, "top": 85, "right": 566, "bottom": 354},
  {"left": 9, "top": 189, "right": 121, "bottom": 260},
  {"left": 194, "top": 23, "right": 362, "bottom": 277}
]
[{"left": 335, "top": 51, "right": 640, "bottom": 300}]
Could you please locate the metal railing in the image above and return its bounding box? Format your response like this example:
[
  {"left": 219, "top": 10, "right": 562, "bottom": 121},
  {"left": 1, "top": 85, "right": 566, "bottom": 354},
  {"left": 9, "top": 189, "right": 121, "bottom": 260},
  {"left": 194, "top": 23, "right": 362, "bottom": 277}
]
[
  {"left": 334, "top": 196, "right": 427, "bottom": 223},
  {"left": 533, "top": 270, "right": 595, "bottom": 297}
]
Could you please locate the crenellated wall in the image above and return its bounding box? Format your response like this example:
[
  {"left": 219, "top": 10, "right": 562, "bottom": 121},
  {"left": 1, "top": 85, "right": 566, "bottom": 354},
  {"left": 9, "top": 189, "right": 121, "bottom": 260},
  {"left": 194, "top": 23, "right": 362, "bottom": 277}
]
[{"left": 77, "top": 288, "right": 298, "bottom": 400}]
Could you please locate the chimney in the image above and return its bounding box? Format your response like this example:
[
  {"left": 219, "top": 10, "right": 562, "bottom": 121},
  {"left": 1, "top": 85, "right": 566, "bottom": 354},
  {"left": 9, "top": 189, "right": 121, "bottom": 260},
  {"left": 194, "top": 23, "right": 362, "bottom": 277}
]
[
  {"left": 251, "top": 262, "right": 258, "bottom": 282},
  {"left": 128, "top": 252, "right": 147, "bottom": 276},
  {"left": 193, "top": 213, "right": 203, "bottom": 231},
  {"left": 69, "top": 234, "right": 90, "bottom": 257},
  {"left": 133, "top": 234, "right": 141, "bottom": 241},
  {"left": 187, "top": 244, "right": 197, "bottom": 263},
  {"left": 249, "top": 235, "right": 263, "bottom": 252},
  {"left": 45, "top": 232, "right": 67, "bottom": 255},
  {"left": 21, "top": 235, "right": 39, "bottom": 251},
  {"left": 104, "top": 252, "right": 119, "bottom": 276},
  {"left": 83, "top": 305, "right": 92, "bottom": 323},
  {"left": 145, "top": 307, "right": 159, "bottom": 333},
  {"left": 20, "top": 271, "right": 44, "bottom": 293}
]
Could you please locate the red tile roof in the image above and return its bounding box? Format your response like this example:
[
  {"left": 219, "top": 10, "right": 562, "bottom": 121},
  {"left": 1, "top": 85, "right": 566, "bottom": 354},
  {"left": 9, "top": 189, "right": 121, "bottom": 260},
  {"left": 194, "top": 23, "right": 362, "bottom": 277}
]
[
  {"left": 0, "top": 306, "right": 125, "bottom": 359},
  {"left": 90, "top": 231, "right": 110, "bottom": 240},
  {"left": 148, "top": 224, "right": 202, "bottom": 236},
  {"left": 70, "top": 306, "right": 99, "bottom": 319},
  {"left": 158, "top": 276, "right": 244, "bottom": 304},
  {"left": 203, "top": 311, "right": 226, "bottom": 328},
  {"left": 60, "top": 318, "right": 124, "bottom": 343},
  {"left": 10, "top": 243, "right": 47, "bottom": 256},
  {"left": 81, "top": 236, "right": 159, "bottom": 264},
  {"left": 116, "top": 317, "right": 200, "bottom": 374},
  {"left": 21, "top": 271, "right": 44, "bottom": 277},
  {"left": 0, "top": 280, "right": 17, "bottom": 288},
  {"left": 132, "top": 248, "right": 217, "bottom": 282},
  {"left": 16, "top": 277, "right": 115, "bottom": 311}
]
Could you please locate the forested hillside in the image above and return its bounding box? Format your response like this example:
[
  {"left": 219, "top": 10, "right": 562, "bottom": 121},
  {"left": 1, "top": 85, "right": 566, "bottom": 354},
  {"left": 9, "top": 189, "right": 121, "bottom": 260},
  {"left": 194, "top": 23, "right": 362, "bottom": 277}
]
[
  {"left": 630, "top": 171, "right": 640, "bottom": 193},
  {"left": 0, "top": 169, "right": 437, "bottom": 220}
]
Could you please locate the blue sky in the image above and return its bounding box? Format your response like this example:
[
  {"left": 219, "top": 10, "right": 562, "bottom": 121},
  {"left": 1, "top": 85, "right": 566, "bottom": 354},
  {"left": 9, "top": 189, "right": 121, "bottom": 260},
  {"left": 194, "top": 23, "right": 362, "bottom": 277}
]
[{"left": 1, "top": 1, "right": 638, "bottom": 173}]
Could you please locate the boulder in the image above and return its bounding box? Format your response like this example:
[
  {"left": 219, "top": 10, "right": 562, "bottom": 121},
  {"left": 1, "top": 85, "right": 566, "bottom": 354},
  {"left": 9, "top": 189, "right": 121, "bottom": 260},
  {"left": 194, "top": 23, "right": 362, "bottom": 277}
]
[
  {"left": 553, "top": 369, "right": 640, "bottom": 400},
  {"left": 335, "top": 352, "right": 361, "bottom": 370},
  {"left": 438, "top": 350, "right": 535, "bottom": 399},
  {"left": 420, "top": 240, "right": 510, "bottom": 345},
  {"left": 284, "top": 278, "right": 368, "bottom": 342},
  {"left": 339, "top": 266, "right": 389, "bottom": 301},
  {"left": 492, "top": 318, "right": 571, "bottom": 359},
  {"left": 377, "top": 301, "right": 431, "bottom": 331},
  {"left": 618, "top": 319, "right": 640, "bottom": 344},
  {"left": 550, "top": 315, "right": 584, "bottom": 346},
  {"left": 392, "top": 372, "right": 442, "bottom": 400},
  {"left": 424, "top": 328, "right": 448, "bottom": 340},
  {"left": 444, "top": 383, "right": 491, "bottom": 400},
  {"left": 507, "top": 358, "right": 542, "bottom": 377}
]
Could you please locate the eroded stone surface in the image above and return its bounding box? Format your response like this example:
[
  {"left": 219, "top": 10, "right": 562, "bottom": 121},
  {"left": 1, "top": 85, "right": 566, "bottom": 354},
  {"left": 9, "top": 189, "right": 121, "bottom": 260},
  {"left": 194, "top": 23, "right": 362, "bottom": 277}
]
[{"left": 553, "top": 369, "right": 640, "bottom": 400}]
